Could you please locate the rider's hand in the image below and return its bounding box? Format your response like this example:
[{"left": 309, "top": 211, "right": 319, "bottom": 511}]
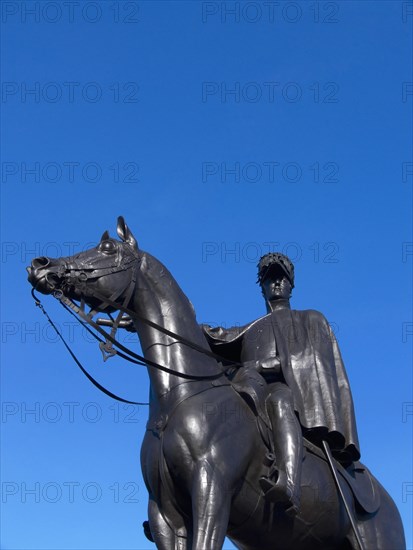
[{"left": 258, "top": 357, "right": 282, "bottom": 374}]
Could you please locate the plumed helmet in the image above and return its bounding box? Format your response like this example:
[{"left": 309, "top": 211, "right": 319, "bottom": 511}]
[{"left": 257, "top": 252, "right": 295, "bottom": 288}]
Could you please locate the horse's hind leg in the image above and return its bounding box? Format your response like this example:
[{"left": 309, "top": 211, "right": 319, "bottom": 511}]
[
  {"left": 148, "top": 497, "right": 187, "bottom": 550},
  {"left": 191, "top": 460, "right": 231, "bottom": 550}
]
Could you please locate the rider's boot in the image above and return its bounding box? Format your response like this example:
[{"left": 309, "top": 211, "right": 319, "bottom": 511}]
[{"left": 259, "top": 385, "right": 303, "bottom": 515}]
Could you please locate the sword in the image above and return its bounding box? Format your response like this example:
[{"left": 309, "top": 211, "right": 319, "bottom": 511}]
[{"left": 322, "top": 440, "right": 366, "bottom": 550}]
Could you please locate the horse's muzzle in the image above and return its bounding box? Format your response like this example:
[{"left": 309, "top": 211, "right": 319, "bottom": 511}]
[{"left": 27, "top": 257, "right": 64, "bottom": 294}]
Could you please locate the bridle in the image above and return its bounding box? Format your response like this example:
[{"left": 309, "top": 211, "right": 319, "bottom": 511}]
[
  {"left": 31, "top": 241, "right": 241, "bottom": 404},
  {"left": 59, "top": 243, "right": 141, "bottom": 360}
]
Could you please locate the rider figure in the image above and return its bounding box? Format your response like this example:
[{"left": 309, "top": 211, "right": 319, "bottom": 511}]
[{"left": 202, "top": 253, "right": 361, "bottom": 515}]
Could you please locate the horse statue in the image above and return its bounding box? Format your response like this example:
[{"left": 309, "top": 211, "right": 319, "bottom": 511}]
[{"left": 27, "top": 217, "right": 405, "bottom": 550}]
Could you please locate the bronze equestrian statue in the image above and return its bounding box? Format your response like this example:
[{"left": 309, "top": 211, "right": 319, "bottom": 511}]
[{"left": 27, "top": 217, "right": 406, "bottom": 550}]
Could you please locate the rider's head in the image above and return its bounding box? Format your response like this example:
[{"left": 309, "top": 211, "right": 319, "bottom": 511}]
[{"left": 257, "top": 253, "right": 294, "bottom": 304}]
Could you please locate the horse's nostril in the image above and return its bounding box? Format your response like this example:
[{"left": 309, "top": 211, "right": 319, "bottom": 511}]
[
  {"left": 32, "top": 256, "right": 50, "bottom": 269},
  {"left": 45, "top": 272, "right": 60, "bottom": 288}
]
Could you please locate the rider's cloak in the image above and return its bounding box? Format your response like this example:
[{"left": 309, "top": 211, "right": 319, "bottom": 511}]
[{"left": 202, "top": 307, "right": 361, "bottom": 462}]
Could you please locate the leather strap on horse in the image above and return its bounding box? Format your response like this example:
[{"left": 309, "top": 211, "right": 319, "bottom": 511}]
[
  {"left": 31, "top": 288, "right": 148, "bottom": 405},
  {"left": 71, "top": 283, "right": 244, "bottom": 370},
  {"left": 30, "top": 248, "right": 243, "bottom": 404},
  {"left": 56, "top": 292, "right": 228, "bottom": 381},
  {"left": 31, "top": 286, "right": 236, "bottom": 416},
  {"left": 38, "top": 245, "right": 243, "bottom": 370}
]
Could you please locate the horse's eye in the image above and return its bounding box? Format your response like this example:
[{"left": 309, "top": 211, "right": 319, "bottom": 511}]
[{"left": 100, "top": 241, "right": 116, "bottom": 254}]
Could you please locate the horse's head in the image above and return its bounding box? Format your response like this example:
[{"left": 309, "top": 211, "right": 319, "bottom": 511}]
[{"left": 27, "top": 217, "right": 140, "bottom": 313}]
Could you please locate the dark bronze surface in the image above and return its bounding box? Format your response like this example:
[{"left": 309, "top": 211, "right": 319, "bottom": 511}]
[{"left": 27, "top": 217, "right": 406, "bottom": 550}]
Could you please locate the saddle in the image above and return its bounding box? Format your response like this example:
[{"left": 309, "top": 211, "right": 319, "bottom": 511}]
[
  {"left": 304, "top": 438, "right": 380, "bottom": 514},
  {"left": 230, "top": 366, "right": 273, "bottom": 451},
  {"left": 230, "top": 369, "right": 380, "bottom": 516}
]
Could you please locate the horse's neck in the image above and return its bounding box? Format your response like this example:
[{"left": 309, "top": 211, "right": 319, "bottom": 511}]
[{"left": 131, "top": 252, "right": 221, "bottom": 410}]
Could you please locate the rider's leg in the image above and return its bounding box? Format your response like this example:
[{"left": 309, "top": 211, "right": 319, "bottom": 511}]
[{"left": 260, "top": 382, "right": 303, "bottom": 513}]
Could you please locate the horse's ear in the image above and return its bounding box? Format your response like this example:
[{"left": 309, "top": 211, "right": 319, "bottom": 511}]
[
  {"left": 100, "top": 230, "right": 110, "bottom": 241},
  {"left": 117, "top": 216, "right": 138, "bottom": 250}
]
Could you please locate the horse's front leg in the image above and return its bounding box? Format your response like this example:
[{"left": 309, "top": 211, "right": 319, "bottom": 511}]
[
  {"left": 191, "top": 458, "right": 232, "bottom": 550},
  {"left": 148, "top": 496, "right": 188, "bottom": 550}
]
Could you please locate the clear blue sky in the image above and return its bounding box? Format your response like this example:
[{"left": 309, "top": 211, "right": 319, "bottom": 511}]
[{"left": 1, "top": 1, "right": 412, "bottom": 549}]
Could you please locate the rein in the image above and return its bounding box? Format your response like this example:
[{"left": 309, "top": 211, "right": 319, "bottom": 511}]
[
  {"left": 55, "top": 291, "right": 230, "bottom": 381},
  {"left": 40, "top": 245, "right": 242, "bottom": 369},
  {"left": 30, "top": 278, "right": 239, "bottom": 405},
  {"left": 70, "top": 284, "right": 242, "bottom": 368},
  {"left": 31, "top": 288, "right": 149, "bottom": 405},
  {"left": 30, "top": 244, "right": 242, "bottom": 404}
]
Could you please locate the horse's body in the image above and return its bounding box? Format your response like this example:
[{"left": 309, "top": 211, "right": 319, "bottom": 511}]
[{"left": 27, "top": 218, "right": 406, "bottom": 550}]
